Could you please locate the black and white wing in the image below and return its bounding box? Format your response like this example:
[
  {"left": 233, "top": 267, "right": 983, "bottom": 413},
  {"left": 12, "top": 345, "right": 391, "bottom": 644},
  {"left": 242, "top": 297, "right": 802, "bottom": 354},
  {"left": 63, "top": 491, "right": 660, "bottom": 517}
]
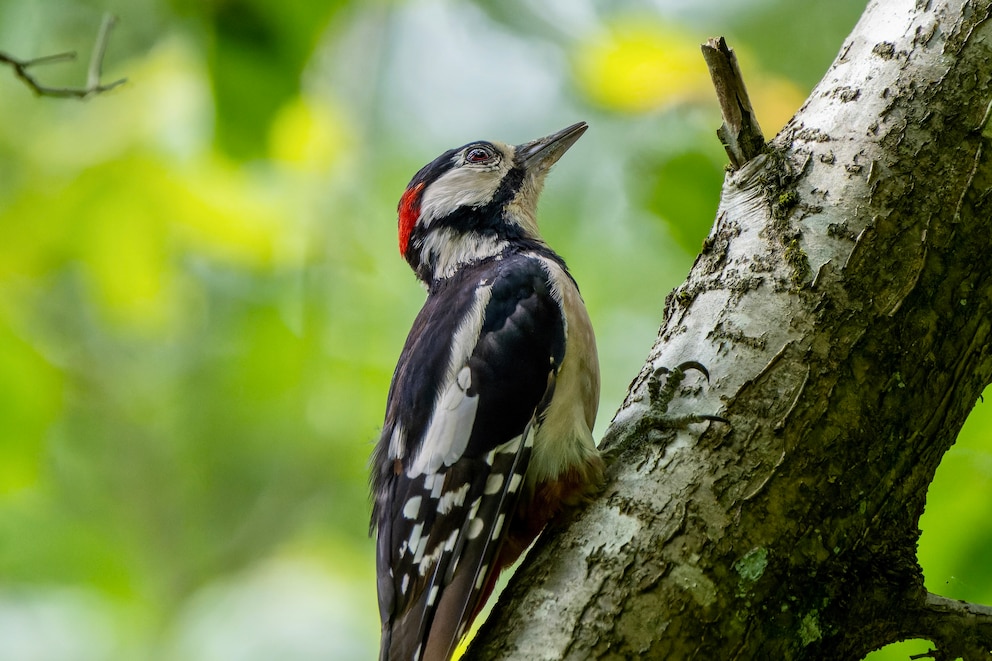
[{"left": 371, "top": 253, "right": 566, "bottom": 661}]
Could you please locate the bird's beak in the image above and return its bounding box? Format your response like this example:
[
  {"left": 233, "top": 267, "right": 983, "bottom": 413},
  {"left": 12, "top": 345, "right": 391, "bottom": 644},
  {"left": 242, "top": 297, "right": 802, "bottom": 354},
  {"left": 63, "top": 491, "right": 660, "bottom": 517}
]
[{"left": 516, "top": 121, "right": 588, "bottom": 172}]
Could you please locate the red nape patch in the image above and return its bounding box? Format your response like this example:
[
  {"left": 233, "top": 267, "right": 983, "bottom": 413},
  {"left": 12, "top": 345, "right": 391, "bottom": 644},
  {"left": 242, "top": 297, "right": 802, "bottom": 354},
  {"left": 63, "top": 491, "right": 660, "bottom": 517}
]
[{"left": 397, "top": 182, "right": 425, "bottom": 256}]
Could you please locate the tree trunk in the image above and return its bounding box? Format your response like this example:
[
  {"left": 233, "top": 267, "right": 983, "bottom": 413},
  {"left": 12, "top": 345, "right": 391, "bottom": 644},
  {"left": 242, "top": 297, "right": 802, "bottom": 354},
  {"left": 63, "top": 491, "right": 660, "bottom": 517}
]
[{"left": 469, "top": 0, "right": 992, "bottom": 658}]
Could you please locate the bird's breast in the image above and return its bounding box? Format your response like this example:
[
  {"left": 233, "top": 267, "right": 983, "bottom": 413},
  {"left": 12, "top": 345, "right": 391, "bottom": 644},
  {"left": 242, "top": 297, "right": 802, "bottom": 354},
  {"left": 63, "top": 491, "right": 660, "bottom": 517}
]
[{"left": 528, "top": 256, "right": 601, "bottom": 489}]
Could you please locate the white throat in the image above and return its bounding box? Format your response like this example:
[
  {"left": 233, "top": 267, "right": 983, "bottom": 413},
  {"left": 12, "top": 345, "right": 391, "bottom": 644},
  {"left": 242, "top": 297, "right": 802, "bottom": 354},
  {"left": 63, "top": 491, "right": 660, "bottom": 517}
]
[{"left": 419, "top": 228, "right": 508, "bottom": 280}]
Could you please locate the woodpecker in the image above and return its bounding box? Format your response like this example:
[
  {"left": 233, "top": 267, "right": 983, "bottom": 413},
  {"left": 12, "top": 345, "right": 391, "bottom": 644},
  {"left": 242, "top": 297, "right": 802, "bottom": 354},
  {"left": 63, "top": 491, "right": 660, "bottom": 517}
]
[{"left": 370, "top": 122, "right": 603, "bottom": 661}]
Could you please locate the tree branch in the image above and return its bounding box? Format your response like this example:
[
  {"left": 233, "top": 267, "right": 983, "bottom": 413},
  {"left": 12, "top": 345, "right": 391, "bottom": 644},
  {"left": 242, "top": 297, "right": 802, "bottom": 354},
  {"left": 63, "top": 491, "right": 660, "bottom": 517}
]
[
  {"left": 471, "top": 0, "right": 992, "bottom": 658},
  {"left": 0, "top": 13, "right": 126, "bottom": 99},
  {"left": 903, "top": 593, "right": 992, "bottom": 660},
  {"left": 700, "top": 36, "right": 765, "bottom": 168}
]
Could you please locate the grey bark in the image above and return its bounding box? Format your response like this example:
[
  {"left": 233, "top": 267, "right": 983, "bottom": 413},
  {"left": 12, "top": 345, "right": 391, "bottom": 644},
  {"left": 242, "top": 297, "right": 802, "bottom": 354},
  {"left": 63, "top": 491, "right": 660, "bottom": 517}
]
[{"left": 469, "top": 0, "right": 992, "bottom": 658}]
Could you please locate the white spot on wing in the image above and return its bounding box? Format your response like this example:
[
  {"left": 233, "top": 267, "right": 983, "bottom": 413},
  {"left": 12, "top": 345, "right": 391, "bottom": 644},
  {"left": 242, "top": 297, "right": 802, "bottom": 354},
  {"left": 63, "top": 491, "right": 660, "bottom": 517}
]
[
  {"left": 466, "top": 497, "right": 481, "bottom": 519},
  {"left": 413, "top": 533, "right": 430, "bottom": 565},
  {"left": 427, "top": 585, "right": 439, "bottom": 606},
  {"left": 418, "top": 531, "right": 457, "bottom": 576},
  {"left": 484, "top": 473, "right": 504, "bottom": 495},
  {"left": 508, "top": 473, "right": 523, "bottom": 493},
  {"left": 437, "top": 483, "right": 469, "bottom": 515},
  {"left": 491, "top": 514, "right": 505, "bottom": 540},
  {"left": 467, "top": 518, "right": 484, "bottom": 539},
  {"left": 403, "top": 496, "right": 422, "bottom": 520},
  {"left": 407, "top": 523, "right": 423, "bottom": 557},
  {"left": 475, "top": 564, "right": 489, "bottom": 589}
]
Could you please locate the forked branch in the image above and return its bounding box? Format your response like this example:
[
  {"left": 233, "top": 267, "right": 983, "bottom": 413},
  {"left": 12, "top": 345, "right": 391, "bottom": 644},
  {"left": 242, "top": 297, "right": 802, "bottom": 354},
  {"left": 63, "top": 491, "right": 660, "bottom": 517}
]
[{"left": 0, "top": 13, "right": 126, "bottom": 99}]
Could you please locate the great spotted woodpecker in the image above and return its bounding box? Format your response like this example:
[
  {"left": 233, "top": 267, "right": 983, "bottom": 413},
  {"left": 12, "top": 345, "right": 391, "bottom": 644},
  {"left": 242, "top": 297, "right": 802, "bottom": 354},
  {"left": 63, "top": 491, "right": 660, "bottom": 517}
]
[{"left": 370, "top": 122, "right": 603, "bottom": 661}]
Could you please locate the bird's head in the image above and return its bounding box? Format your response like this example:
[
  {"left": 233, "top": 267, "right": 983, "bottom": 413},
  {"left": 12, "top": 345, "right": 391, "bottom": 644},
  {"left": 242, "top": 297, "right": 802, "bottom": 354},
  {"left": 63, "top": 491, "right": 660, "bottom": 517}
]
[{"left": 397, "top": 121, "right": 587, "bottom": 283}]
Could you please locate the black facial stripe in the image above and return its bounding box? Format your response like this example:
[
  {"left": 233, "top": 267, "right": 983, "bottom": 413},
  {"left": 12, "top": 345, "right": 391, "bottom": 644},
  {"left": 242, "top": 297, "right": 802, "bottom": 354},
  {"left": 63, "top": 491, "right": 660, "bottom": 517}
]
[
  {"left": 490, "top": 165, "right": 526, "bottom": 210},
  {"left": 427, "top": 166, "right": 526, "bottom": 236}
]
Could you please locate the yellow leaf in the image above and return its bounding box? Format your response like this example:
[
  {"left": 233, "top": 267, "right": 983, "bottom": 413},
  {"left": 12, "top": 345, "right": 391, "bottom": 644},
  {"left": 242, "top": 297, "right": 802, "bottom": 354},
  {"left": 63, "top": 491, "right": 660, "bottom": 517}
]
[
  {"left": 169, "top": 157, "right": 293, "bottom": 269},
  {"left": 269, "top": 96, "right": 350, "bottom": 173},
  {"left": 573, "top": 19, "right": 808, "bottom": 134},
  {"left": 78, "top": 181, "right": 173, "bottom": 328},
  {"left": 574, "top": 20, "right": 712, "bottom": 113}
]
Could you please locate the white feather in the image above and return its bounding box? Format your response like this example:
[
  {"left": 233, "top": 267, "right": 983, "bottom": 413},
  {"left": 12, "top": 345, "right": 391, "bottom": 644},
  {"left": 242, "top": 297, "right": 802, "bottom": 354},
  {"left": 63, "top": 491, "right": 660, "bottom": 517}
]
[
  {"left": 407, "top": 283, "right": 494, "bottom": 477},
  {"left": 407, "top": 367, "right": 478, "bottom": 476},
  {"left": 420, "top": 228, "right": 508, "bottom": 280},
  {"left": 388, "top": 424, "right": 405, "bottom": 460}
]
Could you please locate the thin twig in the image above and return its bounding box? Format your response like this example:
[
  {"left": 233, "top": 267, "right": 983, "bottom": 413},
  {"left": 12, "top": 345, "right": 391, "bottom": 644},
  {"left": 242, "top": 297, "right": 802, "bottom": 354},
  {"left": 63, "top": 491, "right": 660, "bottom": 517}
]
[
  {"left": 20, "top": 51, "right": 77, "bottom": 67},
  {"left": 86, "top": 14, "right": 117, "bottom": 90},
  {"left": 701, "top": 36, "right": 766, "bottom": 168},
  {"left": 908, "top": 651, "right": 936, "bottom": 660},
  {"left": 0, "top": 13, "right": 126, "bottom": 99}
]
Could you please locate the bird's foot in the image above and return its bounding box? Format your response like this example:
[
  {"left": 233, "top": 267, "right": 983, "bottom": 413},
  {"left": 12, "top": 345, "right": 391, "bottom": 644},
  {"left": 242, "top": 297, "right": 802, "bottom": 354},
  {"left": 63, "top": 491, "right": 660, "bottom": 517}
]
[
  {"left": 642, "top": 360, "right": 728, "bottom": 431},
  {"left": 599, "top": 360, "right": 728, "bottom": 459}
]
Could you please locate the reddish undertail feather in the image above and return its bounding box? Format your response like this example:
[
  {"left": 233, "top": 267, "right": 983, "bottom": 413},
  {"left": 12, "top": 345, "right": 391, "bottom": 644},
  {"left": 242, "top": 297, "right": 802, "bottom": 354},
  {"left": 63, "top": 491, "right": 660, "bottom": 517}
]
[
  {"left": 398, "top": 182, "right": 424, "bottom": 256},
  {"left": 471, "top": 458, "right": 606, "bottom": 626}
]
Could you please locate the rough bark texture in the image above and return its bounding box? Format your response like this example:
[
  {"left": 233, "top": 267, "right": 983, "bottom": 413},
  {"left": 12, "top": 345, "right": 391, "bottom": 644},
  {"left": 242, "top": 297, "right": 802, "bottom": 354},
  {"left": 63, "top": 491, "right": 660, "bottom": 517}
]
[{"left": 469, "top": 0, "right": 992, "bottom": 658}]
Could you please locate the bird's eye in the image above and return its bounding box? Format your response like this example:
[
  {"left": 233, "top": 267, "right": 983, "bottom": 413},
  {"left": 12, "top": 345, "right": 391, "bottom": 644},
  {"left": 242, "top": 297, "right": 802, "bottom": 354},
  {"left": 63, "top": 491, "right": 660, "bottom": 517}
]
[{"left": 465, "top": 147, "right": 493, "bottom": 164}]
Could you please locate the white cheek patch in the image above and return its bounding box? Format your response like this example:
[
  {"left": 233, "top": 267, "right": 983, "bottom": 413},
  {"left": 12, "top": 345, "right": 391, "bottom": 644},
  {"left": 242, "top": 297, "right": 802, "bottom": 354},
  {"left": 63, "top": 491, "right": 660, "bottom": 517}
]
[{"left": 418, "top": 160, "right": 511, "bottom": 227}]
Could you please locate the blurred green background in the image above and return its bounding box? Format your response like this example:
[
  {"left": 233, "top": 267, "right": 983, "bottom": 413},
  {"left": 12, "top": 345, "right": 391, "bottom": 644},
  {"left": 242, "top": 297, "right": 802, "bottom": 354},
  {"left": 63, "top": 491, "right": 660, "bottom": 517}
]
[{"left": 0, "top": 1, "right": 987, "bottom": 659}]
